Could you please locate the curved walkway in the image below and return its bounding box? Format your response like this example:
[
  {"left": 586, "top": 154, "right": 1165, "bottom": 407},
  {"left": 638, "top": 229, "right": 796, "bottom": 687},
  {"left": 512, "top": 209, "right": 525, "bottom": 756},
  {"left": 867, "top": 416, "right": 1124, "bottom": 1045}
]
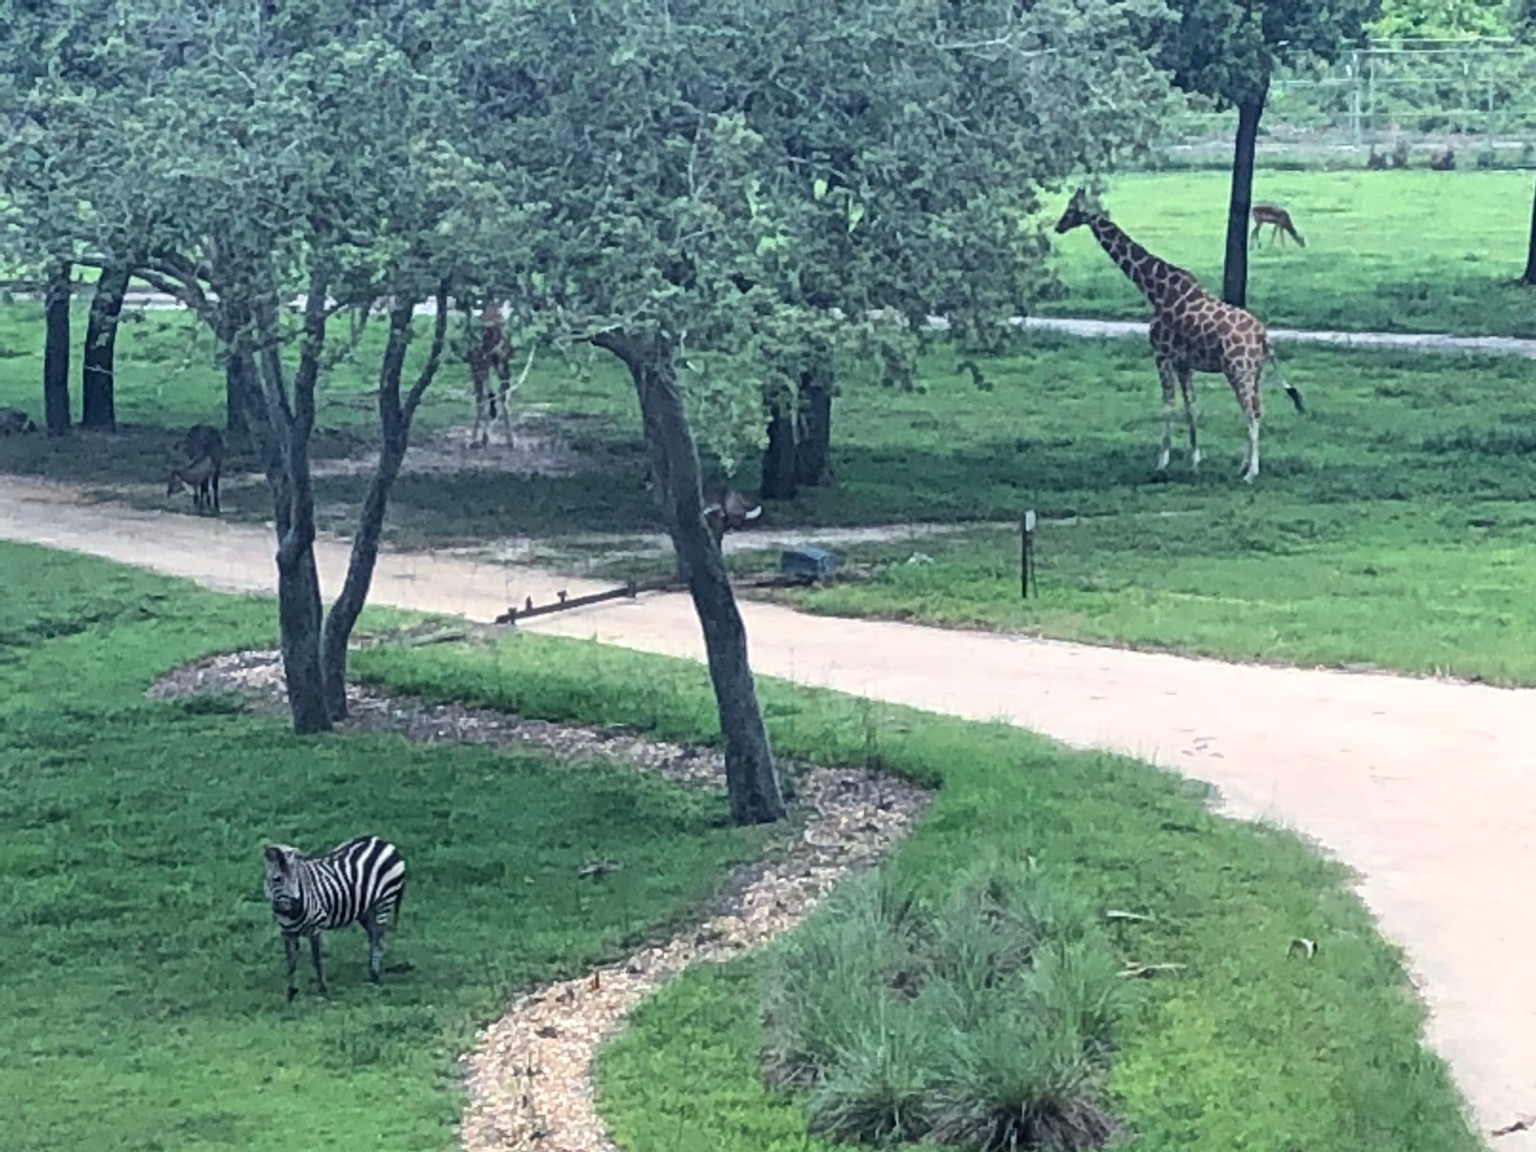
[{"left": 1, "top": 473, "right": 1533, "bottom": 1147}]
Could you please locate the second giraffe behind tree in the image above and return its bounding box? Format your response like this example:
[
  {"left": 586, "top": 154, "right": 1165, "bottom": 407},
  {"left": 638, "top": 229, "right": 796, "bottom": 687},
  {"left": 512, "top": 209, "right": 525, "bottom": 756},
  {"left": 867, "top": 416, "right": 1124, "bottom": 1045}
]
[{"left": 1054, "top": 189, "right": 1305, "bottom": 483}]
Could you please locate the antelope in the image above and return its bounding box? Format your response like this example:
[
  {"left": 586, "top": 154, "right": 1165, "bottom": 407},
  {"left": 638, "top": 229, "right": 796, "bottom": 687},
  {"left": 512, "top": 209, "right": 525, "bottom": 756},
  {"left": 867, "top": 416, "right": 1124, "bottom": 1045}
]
[
  {"left": 703, "top": 488, "right": 762, "bottom": 549},
  {"left": 167, "top": 423, "right": 225, "bottom": 515},
  {"left": 0, "top": 406, "right": 37, "bottom": 434},
  {"left": 1249, "top": 203, "right": 1306, "bottom": 248},
  {"left": 466, "top": 301, "right": 515, "bottom": 449}
]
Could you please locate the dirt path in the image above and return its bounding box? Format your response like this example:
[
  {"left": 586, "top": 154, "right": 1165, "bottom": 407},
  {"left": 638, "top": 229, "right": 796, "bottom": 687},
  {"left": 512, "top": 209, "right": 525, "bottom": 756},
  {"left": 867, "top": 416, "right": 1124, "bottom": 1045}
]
[{"left": 2, "top": 472, "right": 1532, "bottom": 1147}]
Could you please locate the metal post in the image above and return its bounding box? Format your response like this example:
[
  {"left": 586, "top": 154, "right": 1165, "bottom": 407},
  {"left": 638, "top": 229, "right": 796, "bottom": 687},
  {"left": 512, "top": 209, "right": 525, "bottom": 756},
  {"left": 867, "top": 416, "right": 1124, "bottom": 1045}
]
[
  {"left": 1350, "top": 50, "right": 1362, "bottom": 148},
  {"left": 1020, "top": 511, "right": 1037, "bottom": 600}
]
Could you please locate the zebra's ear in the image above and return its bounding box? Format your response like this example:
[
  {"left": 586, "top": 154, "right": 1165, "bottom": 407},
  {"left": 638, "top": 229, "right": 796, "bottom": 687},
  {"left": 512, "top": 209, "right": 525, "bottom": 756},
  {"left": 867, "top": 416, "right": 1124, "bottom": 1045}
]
[{"left": 263, "top": 844, "right": 286, "bottom": 867}]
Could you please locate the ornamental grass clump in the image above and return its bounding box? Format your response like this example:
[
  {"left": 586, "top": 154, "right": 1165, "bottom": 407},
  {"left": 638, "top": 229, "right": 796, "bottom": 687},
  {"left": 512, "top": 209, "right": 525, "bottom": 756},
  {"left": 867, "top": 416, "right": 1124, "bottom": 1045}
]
[{"left": 760, "top": 854, "right": 1130, "bottom": 1150}]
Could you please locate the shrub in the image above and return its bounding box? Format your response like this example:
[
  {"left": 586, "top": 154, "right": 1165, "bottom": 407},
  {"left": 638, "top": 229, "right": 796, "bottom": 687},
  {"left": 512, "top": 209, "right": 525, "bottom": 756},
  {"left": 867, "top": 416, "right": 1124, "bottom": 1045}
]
[{"left": 759, "top": 852, "right": 1131, "bottom": 1151}]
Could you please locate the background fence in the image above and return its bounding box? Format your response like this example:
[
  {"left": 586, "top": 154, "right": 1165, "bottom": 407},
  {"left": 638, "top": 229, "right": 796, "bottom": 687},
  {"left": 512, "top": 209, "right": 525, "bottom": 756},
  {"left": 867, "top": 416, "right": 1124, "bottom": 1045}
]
[{"left": 1155, "top": 37, "right": 1536, "bottom": 169}]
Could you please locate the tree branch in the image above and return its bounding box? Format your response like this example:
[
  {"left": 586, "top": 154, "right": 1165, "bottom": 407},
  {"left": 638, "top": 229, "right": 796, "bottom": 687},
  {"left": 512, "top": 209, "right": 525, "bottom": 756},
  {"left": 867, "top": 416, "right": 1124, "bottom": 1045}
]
[
  {"left": 292, "top": 266, "right": 330, "bottom": 444},
  {"left": 403, "top": 278, "right": 452, "bottom": 424}
]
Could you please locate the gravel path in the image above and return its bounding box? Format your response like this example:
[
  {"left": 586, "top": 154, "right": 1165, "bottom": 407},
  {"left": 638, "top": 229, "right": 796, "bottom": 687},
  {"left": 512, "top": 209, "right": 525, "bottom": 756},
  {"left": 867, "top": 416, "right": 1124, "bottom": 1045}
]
[{"left": 3, "top": 471, "right": 1535, "bottom": 1147}]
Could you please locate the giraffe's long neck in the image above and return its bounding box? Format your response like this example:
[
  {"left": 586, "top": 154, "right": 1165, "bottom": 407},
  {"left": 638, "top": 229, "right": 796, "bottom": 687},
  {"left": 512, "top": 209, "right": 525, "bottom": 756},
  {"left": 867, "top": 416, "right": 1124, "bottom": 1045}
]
[{"left": 1087, "top": 217, "right": 1188, "bottom": 307}]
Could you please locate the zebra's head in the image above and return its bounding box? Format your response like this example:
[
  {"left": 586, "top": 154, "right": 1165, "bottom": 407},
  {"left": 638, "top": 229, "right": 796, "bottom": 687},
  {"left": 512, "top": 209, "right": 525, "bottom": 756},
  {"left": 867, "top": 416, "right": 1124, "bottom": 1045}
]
[{"left": 263, "top": 844, "right": 305, "bottom": 918}]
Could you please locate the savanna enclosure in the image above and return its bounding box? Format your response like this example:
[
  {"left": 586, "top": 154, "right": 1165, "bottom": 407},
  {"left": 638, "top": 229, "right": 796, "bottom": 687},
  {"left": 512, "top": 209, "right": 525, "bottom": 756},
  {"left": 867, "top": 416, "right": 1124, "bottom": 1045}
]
[{"left": 1, "top": 0, "right": 1533, "bottom": 1150}]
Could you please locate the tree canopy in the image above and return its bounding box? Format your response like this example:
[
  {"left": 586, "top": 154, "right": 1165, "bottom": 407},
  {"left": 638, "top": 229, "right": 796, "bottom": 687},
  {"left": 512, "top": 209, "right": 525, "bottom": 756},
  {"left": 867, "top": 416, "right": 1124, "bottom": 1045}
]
[
  {"left": 1150, "top": 0, "right": 1381, "bottom": 106},
  {"left": 0, "top": 0, "right": 1181, "bottom": 820},
  {"left": 0, "top": 0, "right": 512, "bottom": 732}
]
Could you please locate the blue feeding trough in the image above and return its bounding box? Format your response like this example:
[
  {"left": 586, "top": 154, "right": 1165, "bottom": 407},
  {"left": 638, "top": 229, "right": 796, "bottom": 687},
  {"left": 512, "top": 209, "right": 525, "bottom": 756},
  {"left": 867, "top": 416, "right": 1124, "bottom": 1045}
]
[{"left": 780, "top": 546, "right": 838, "bottom": 583}]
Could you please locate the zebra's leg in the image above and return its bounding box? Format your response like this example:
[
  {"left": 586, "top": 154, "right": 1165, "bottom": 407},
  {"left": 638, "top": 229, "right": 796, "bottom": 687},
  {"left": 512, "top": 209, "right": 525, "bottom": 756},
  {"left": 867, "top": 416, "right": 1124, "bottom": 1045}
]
[
  {"left": 308, "top": 932, "right": 328, "bottom": 995},
  {"left": 282, "top": 933, "right": 300, "bottom": 1002},
  {"left": 362, "top": 909, "right": 384, "bottom": 984}
]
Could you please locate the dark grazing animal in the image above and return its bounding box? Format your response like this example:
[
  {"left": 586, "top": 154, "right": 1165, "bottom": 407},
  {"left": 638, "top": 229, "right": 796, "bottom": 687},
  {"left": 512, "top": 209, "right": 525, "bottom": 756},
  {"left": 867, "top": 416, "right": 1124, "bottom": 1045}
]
[
  {"left": 703, "top": 488, "right": 762, "bottom": 549},
  {"left": 262, "top": 836, "right": 407, "bottom": 1002},
  {"left": 166, "top": 423, "right": 225, "bottom": 514},
  {"left": 0, "top": 406, "right": 37, "bottom": 434}
]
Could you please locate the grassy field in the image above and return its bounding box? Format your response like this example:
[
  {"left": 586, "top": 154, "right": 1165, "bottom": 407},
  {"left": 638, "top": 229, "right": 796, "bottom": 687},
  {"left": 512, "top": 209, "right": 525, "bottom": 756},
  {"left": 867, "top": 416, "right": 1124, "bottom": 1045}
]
[
  {"left": 5, "top": 300, "right": 1536, "bottom": 685},
  {"left": 349, "top": 632, "right": 1479, "bottom": 1152},
  {"left": 0, "top": 541, "right": 766, "bottom": 1152},
  {"left": 1041, "top": 169, "right": 1536, "bottom": 337},
  {"left": 562, "top": 334, "right": 1536, "bottom": 687}
]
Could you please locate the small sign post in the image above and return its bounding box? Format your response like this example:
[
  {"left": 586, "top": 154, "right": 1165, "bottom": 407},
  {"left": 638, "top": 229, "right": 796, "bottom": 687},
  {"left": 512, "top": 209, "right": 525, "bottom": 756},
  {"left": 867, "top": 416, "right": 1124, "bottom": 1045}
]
[{"left": 1020, "top": 510, "right": 1037, "bottom": 599}]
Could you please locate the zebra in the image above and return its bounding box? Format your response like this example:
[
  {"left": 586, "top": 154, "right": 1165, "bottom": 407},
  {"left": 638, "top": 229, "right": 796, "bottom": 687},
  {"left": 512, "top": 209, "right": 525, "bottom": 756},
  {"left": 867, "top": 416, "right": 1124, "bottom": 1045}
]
[{"left": 262, "top": 835, "right": 407, "bottom": 1002}]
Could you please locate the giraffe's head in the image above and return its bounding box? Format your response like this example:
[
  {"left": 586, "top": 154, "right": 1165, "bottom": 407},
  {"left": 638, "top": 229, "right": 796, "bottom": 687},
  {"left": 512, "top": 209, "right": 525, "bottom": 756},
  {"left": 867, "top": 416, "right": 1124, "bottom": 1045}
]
[{"left": 1054, "top": 188, "right": 1101, "bottom": 234}]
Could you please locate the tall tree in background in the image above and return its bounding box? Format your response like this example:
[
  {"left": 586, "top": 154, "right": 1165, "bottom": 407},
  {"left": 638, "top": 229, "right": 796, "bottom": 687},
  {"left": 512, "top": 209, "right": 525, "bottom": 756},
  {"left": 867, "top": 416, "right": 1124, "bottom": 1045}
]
[
  {"left": 81, "top": 265, "right": 132, "bottom": 431},
  {"left": 1515, "top": 0, "right": 1536, "bottom": 285},
  {"left": 41, "top": 262, "right": 71, "bottom": 434},
  {"left": 1146, "top": 0, "right": 1378, "bottom": 306},
  {"left": 1, "top": 0, "right": 511, "bottom": 732}
]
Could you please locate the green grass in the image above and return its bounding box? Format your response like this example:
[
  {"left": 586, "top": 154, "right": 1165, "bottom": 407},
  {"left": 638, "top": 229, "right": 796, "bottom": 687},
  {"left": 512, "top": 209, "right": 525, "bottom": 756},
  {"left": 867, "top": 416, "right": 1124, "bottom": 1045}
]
[
  {"left": 0, "top": 541, "right": 766, "bottom": 1152},
  {"left": 6, "top": 301, "right": 1536, "bottom": 686},
  {"left": 765, "top": 497, "right": 1536, "bottom": 686},
  {"left": 344, "top": 632, "right": 1477, "bottom": 1152},
  {"left": 1041, "top": 169, "right": 1536, "bottom": 337}
]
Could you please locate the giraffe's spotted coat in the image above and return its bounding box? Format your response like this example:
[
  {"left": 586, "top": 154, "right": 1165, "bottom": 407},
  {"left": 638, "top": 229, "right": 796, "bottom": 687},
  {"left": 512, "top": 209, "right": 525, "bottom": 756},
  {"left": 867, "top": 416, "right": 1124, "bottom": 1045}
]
[{"left": 1055, "top": 190, "right": 1304, "bottom": 481}]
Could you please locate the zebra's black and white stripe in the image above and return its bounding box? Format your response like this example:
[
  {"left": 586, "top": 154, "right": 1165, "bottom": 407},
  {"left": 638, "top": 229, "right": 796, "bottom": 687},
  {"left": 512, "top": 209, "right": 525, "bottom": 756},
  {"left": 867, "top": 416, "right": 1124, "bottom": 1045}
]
[{"left": 262, "top": 835, "right": 407, "bottom": 1001}]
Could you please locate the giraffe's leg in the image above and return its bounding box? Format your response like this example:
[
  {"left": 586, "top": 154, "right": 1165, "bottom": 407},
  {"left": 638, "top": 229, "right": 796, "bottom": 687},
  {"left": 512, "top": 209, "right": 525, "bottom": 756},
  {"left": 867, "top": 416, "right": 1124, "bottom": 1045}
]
[
  {"left": 469, "top": 360, "right": 489, "bottom": 449},
  {"left": 1155, "top": 359, "right": 1178, "bottom": 472},
  {"left": 1227, "top": 365, "right": 1262, "bottom": 482},
  {"left": 495, "top": 355, "right": 515, "bottom": 448},
  {"left": 1177, "top": 369, "right": 1199, "bottom": 471}
]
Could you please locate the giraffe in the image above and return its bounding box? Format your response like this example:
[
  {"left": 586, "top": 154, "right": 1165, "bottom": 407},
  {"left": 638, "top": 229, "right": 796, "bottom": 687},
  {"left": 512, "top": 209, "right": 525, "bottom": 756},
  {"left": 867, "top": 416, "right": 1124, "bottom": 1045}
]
[
  {"left": 465, "top": 300, "right": 515, "bottom": 449},
  {"left": 1054, "top": 189, "right": 1304, "bottom": 482}
]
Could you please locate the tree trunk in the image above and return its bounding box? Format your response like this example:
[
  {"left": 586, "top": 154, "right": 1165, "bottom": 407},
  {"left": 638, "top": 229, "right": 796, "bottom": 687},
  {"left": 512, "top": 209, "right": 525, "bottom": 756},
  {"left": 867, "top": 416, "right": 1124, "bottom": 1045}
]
[
  {"left": 320, "top": 447, "right": 404, "bottom": 719},
  {"left": 276, "top": 545, "right": 331, "bottom": 734},
  {"left": 1222, "top": 83, "right": 1268, "bottom": 309},
  {"left": 1523, "top": 170, "right": 1536, "bottom": 286},
  {"left": 760, "top": 384, "right": 798, "bottom": 500},
  {"left": 321, "top": 293, "right": 450, "bottom": 720},
  {"left": 223, "top": 299, "right": 250, "bottom": 439},
  {"left": 605, "top": 333, "right": 785, "bottom": 826},
  {"left": 235, "top": 352, "right": 330, "bottom": 735},
  {"left": 80, "top": 265, "right": 131, "bottom": 431},
  {"left": 42, "top": 262, "right": 72, "bottom": 435},
  {"left": 794, "top": 351, "right": 834, "bottom": 487}
]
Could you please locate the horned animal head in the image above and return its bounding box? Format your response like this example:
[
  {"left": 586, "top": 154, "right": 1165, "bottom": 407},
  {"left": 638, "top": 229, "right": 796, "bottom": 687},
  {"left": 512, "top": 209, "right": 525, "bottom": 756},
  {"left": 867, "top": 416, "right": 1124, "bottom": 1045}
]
[{"left": 703, "top": 488, "right": 762, "bottom": 544}]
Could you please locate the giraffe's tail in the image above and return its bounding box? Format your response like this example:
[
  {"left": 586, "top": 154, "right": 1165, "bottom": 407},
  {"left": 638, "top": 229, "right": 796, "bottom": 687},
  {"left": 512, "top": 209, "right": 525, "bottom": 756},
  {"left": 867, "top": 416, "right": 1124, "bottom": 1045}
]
[{"left": 1263, "top": 350, "right": 1306, "bottom": 414}]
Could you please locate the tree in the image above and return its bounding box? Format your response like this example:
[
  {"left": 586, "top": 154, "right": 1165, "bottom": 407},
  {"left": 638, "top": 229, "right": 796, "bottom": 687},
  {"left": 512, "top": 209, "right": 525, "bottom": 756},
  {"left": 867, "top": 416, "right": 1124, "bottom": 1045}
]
[
  {"left": 460, "top": 0, "right": 1172, "bottom": 823},
  {"left": 1515, "top": 0, "right": 1536, "bottom": 285},
  {"left": 1143, "top": 0, "right": 1379, "bottom": 306},
  {"left": 81, "top": 264, "right": 131, "bottom": 431},
  {"left": 41, "top": 261, "right": 71, "bottom": 434},
  {"left": 741, "top": 0, "right": 1174, "bottom": 497},
  {"left": 0, "top": 0, "right": 510, "bottom": 731}
]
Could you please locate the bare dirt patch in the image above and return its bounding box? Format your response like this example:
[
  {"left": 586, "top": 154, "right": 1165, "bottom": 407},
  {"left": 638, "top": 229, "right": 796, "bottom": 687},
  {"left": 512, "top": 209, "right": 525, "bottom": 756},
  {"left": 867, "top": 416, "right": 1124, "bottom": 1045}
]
[{"left": 308, "top": 413, "right": 587, "bottom": 481}]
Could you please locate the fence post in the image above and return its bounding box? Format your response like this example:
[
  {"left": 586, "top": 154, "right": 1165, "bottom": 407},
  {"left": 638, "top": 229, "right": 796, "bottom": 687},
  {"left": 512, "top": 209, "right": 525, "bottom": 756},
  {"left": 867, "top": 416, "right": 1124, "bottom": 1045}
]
[{"left": 1349, "top": 49, "right": 1363, "bottom": 147}]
